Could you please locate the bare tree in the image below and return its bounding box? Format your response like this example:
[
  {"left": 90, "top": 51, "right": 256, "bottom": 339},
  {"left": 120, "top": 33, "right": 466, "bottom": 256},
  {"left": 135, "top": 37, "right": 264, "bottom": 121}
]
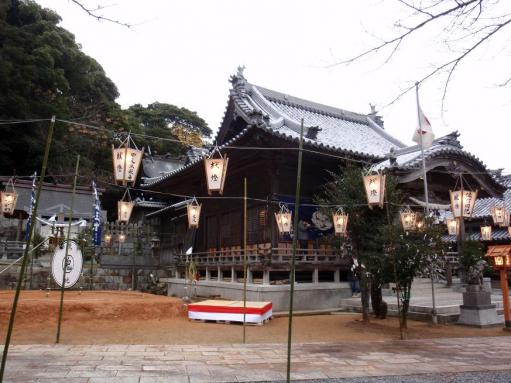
[
  {"left": 68, "top": 0, "right": 133, "bottom": 28},
  {"left": 332, "top": 0, "right": 511, "bottom": 110}
]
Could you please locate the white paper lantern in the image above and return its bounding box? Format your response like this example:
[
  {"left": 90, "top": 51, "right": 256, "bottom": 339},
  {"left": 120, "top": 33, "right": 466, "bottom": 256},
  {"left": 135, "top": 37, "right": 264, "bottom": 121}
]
[
  {"left": 363, "top": 173, "right": 386, "bottom": 209},
  {"left": 112, "top": 136, "right": 144, "bottom": 186},
  {"left": 204, "top": 148, "right": 228, "bottom": 195},
  {"left": 400, "top": 207, "right": 417, "bottom": 231},
  {"left": 491, "top": 206, "right": 508, "bottom": 226},
  {"left": 117, "top": 189, "right": 133, "bottom": 223},
  {"left": 480, "top": 226, "right": 492, "bottom": 241},
  {"left": 332, "top": 208, "right": 349, "bottom": 236},
  {"left": 275, "top": 203, "right": 292, "bottom": 234},
  {"left": 446, "top": 218, "right": 458, "bottom": 236},
  {"left": 187, "top": 198, "right": 202, "bottom": 229},
  {"left": 1, "top": 178, "right": 18, "bottom": 215},
  {"left": 450, "top": 189, "right": 478, "bottom": 219}
]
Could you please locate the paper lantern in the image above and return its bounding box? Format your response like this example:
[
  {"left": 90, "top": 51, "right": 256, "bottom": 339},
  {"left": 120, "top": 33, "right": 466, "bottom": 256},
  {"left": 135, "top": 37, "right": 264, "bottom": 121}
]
[
  {"left": 503, "top": 212, "right": 510, "bottom": 227},
  {"left": 275, "top": 203, "right": 292, "bottom": 234},
  {"left": 480, "top": 226, "right": 492, "bottom": 241},
  {"left": 117, "top": 189, "right": 133, "bottom": 223},
  {"left": 204, "top": 148, "right": 228, "bottom": 195},
  {"left": 486, "top": 246, "right": 511, "bottom": 270},
  {"left": 104, "top": 234, "right": 112, "bottom": 245},
  {"left": 332, "top": 208, "right": 349, "bottom": 236},
  {"left": 363, "top": 173, "right": 386, "bottom": 209},
  {"left": 491, "top": 206, "right": 507, "bottom": 226},
  {"left": 450, "top": 190, "right": 478, "bottom": 218},
  {"left": 118, "top": 233, "right": 126, "bottom": 243},
  {"left": 1, "top": 178, "right": 18, "bottom": 215},
  {"left": 112, "top": 135, "right": 144, "bottom": 186},
  {"left": 187, "top": 198, "right": 202, "bottom": 229},
  {"left": 400, "top": 207, "right": 417, "bottom": 231},
  {"left": 446, "top": 218, "right": 458, "bottom": 236}
]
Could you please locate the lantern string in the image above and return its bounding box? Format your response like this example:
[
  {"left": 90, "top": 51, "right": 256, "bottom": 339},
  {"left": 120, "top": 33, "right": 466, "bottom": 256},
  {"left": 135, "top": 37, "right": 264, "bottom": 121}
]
[{"left": 1, "top": 117, "right": 511, "bottom": 175}]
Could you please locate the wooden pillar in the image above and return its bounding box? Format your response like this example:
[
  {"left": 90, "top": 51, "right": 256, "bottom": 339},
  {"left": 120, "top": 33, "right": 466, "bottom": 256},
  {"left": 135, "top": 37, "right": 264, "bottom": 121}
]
[
  {"left": 313, "top": 267, "right": 319, "bottom": 284},
  {"left": 500, "top": 269, "right": 511, "bottom": 329},
  {"left": 217, "top": 266, "right": 222, "bottom": 282},
  {"left": 205, "top": 267, "right": 210, "bottom": 281},
  {"left": 334, "top": 268, "right": 340, "bottom": 283},
  {"left": 263, "top": 269, "right": 270, "bottom": 285},
  {"left": 231, "top": 267, "right": 237, "bottom": 283},
  {"left": 247, "top": 266, "right": 253, "bottom": 283}
]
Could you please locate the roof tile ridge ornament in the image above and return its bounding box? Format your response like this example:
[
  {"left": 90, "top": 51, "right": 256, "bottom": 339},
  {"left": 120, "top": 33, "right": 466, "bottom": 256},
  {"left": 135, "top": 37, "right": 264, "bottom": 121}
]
[
  {"left": 229, "top": 65, "right": 248, "bottom": 98},
  {"left": 435, "top": 130, "right": 462, "bottom": 149}
]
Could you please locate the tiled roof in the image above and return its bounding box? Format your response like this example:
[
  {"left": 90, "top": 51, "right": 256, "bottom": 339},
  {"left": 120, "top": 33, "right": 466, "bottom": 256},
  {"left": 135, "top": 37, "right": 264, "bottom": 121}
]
[
  {"left": 142, "top": 72, "right": 405, "bottom": 188},
  {"left": 145, "top": 200, "right": 190, "bottom": 218},
  {"left": 443, "top": 228, "right": 511, "bottom": 243},
  {"left": 371, "top": 132, "right": 486, "bottom": 172},
  {"left": 234, "top": 79, "right": 405, "bottom": 157},
  {"left": 133, "top": 199, "right": 168, "bottom": 209}
]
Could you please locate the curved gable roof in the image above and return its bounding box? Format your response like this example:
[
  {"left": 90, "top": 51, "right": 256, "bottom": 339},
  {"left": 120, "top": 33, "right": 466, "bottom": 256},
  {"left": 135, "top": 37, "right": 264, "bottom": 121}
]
[{"left": 218, "top": 71, "right": 405, "bottom": 158}]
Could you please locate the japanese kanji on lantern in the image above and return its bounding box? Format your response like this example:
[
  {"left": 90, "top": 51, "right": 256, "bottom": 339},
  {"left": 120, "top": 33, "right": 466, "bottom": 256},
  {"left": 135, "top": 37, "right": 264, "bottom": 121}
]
[
  {"left": 491, "top": 206, "right": 508, "bottom": 226},
  {"left": 363, "top": 172, "right": 386, "bottom": 209},
  {"left": 117, "top": 188, "right": 134, "bottom": 223},
  {"left": 486, "top": 246, "right": 511, "bottom": 270},
  {"left": 480, "top": 225, "right": 492, "bottom": 241},
  {"left": 187, "top": 197, "right": 202, "bottom": 229},
  {"left": 275, "top": 203, "right": 292, "bottom": 234},
  {"left": 449, "top": 189, "right": 478, "bottom": 218},
  {"left": 332, "top": 207, "right": 348, "bottom": 236},
  {"left": 204, "top": 147, "right": 228, "bottom": 195},
  {"left": 112, "top": 134, "right": 144, "bottom": 186},
  {"left": 1, "top": 178, "right": 18, "bottom": 215},
  {"left": 446, "top": 218, "right": 458, "bottom": 235},
  {"left": 400, "top": 207, "right": 417, "bottom": 231}
]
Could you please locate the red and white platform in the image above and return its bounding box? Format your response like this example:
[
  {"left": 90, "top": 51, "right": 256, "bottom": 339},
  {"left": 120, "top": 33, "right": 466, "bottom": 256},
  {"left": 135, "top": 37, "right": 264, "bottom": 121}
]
[{"left": 188, "top": 300, "right": 272, "bottom": 325}]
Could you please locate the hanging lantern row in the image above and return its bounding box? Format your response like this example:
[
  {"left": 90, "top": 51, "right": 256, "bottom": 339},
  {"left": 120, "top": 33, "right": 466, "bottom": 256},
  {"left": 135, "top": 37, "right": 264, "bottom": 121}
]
[
  {"left": 363, "top": 172, "right": 386, "bottom": 209},
  {"left": 449, "top": 189, "right": 477, "bottom": 219},
  {"left": 446, "top": 218, "right": 458, "bottom": 236},
  {"left": 112, "top": 134, "right": 144, "bottom": 186},
  {"left": 400, "top": 207, "right": 417, "bottom": 231},
  {"left": 275, "top": 203, "right": 292, "bottom": 234},
  {"left": 480, "top": 225, "right": 492, "bottom": 241},
  {"left": 117, "top": 188, "right": 134, "bottom": 223},
  {"left": 332, "top": 207, "right": 349, "bottom": 236},
  {"left": 187, "top": 197, "right": 202, "bottom": 229},
  {"left": 204, "top": 147, "right": 229, "bottom": 195},
  {"left": 1, "top": 178, "right": 18, "bottom": 215}
]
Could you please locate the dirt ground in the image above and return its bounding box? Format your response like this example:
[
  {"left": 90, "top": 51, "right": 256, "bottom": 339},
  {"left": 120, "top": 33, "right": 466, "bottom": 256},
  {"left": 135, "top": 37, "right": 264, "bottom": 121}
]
[{"left": 0, "top": 290, "right": 509, "bottom": 345}]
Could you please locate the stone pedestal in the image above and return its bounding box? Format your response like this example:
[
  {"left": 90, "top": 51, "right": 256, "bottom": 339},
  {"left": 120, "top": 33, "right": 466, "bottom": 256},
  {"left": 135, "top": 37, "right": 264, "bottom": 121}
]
[{"left": 458, "top": 284, "right": 501, "bottom": 327}]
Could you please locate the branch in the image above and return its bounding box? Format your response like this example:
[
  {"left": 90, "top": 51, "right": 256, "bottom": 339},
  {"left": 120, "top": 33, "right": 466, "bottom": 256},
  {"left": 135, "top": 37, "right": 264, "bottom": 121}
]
[
  {"left": 328, "top": 0, "right": 480, "bottom": 67},
  {"left": 68, "top": 0, "right": 133, "bottom": 28}
]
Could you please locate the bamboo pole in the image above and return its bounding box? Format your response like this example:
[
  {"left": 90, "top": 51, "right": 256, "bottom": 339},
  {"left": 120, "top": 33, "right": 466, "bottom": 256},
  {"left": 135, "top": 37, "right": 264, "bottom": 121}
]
[
  {"left": 415, "top": 83, "right": 437, "bottom": 325},
  {"left": 286, "top": 119, "right": 304, "bottom": 383},
  {"left": 242, "top": 177, "right": 248, "bottom": 343},
  {"left": 56, "top": 155, "right": 80, "bottom": 343},
  {"left": 0, "top": 116, "right": 56, "bottom": 382}
]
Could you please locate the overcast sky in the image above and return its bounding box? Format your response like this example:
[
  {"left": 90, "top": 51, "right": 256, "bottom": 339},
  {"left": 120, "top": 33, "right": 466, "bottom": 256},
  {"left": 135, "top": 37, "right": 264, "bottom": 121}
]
[{"left": 36, "top": 0, "right": 510, "bottom": 173}]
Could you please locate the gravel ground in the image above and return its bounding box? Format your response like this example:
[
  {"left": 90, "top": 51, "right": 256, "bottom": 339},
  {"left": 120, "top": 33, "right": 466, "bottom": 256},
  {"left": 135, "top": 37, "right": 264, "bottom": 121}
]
[{"left": 260, "top": 371, "right": 511, "bottom": 383}]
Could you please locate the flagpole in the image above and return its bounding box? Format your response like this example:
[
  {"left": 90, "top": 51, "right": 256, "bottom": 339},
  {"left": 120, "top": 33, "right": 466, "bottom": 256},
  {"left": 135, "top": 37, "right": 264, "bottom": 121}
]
[
  {"left": 0, "top": 116, "right": 56, "bottom": 382},
  {"left": 415, "top": 82, "right": 437, "bottom": 325}
]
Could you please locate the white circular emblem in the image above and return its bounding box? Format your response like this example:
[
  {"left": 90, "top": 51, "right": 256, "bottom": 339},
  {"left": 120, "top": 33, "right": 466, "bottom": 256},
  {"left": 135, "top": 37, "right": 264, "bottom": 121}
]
[{"left": 51, "top": 241, "right": 83, "bottom": 288}]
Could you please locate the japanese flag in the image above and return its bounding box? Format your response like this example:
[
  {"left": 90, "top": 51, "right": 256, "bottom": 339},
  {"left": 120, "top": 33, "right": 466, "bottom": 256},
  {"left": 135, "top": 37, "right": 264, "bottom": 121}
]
[{"left": 412, "top": 106, "right": 435, "bottom": 149}]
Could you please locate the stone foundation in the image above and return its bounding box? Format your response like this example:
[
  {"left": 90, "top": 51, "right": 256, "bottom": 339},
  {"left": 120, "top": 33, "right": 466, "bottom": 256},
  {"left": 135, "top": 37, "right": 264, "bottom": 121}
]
[{"left": 162, "top": 278, "right": 351, "bottom": 311}]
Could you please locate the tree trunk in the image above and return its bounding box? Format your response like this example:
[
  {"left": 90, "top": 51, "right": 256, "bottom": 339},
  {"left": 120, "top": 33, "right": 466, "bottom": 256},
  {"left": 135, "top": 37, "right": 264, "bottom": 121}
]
[
  {"left": 360, "top": 271, "right": 370, "bottom": 322},
  {"left": 371, "top": 282, "right": 384, "bottom": 319}
]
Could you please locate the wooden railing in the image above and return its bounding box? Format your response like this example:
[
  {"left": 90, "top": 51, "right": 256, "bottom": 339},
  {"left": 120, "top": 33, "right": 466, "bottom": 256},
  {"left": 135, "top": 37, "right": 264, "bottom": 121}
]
[{"left": 174, "top": 242, "right": 346, "bottom": 267}]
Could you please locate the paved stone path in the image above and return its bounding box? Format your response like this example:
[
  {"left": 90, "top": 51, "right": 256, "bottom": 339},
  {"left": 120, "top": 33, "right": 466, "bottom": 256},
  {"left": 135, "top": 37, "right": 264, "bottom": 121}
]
[{"left": 2, "top": 336, "right": 511, "bottom": 382}]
